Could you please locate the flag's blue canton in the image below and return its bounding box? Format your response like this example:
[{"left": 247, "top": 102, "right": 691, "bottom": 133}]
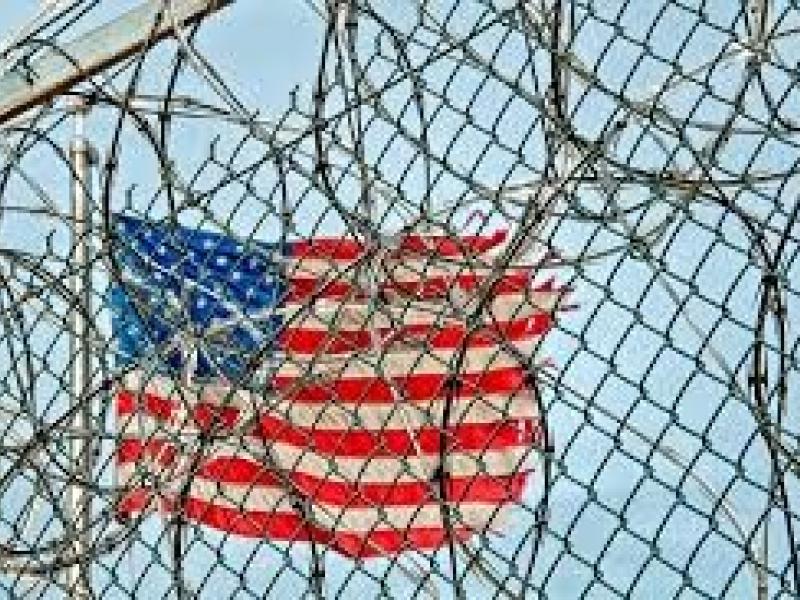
[{"left": 110, "top": 215, "right": 285, "bottom": 379}]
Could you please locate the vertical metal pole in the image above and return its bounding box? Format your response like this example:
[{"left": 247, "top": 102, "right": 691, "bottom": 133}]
[
  {"left": 746, "top": 0, "right": 770, "bottom": 52},
  {"left": 66, "top": 95, "right": 95, "bottom": 599}
]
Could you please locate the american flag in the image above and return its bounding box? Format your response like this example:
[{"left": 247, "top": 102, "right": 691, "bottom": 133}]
[{"left": 110, "top": 215, "right": 562, "bottom": 557}]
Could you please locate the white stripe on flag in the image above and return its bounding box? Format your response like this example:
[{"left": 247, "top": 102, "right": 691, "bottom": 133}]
[{"left": 275, "top": 338, "right": 540, "bottom": 379}]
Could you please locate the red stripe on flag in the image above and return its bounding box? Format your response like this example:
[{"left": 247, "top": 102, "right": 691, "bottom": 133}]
[
  {"left": 192, "top": 458, "right": 530, "bottom": 505},
  {"left": 286, "top": 271, "right": 537, "bottom": 302},
  {"left": 178, "top": 498, "right": 478, "bottom": 557},
  {"left": 273, "top": 366, "right": 527, "bottom": 404},
  {"left": 290, "top": 230, "right": 508, "bottom": 260},
  {"left": 115, "top": 495, "right": 493, "bottom": 557},
  {"left": 393, "top": 230, "right": 507, "bottom": 256},
  {"left": 254, "top": 415, "right": 541, "bottom": 456},
  {"left": 279, "top": 314, "right": 552, "bottom": 354},
  {"left": 117, "top": 391, "right": 241, "bottom": 430},
  {"left": 116, "top": 390, "right": 173, "bottom": 419},
  {"left": 115, "top": 412, "right": 541, "bottom": 459},
  {"left": 116, "top": 453, "right": 532, "bottom": 507},
  {"left": 117, "top": 489, "right": 155, "bottom": 515},
  {"left": 117, "top": 438, "right": 178, "bottom": 464}
]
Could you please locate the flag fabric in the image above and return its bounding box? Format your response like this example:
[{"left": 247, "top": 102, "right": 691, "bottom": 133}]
[{"left": 111, "top": 215, "right": 562, "bottom": 557}]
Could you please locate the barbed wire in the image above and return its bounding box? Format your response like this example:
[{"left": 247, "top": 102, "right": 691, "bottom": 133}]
[{"left": 0, "top": 0, "right": 798, "bottom": 598}]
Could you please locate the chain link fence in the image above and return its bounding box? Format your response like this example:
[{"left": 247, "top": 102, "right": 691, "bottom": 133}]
[{"left": 0, "top": 1, "right": 798, "bottom": 598}]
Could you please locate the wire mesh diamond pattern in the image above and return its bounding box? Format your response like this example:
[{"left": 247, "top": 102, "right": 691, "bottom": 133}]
[{"left": 0, "top": 1, "right": 798, "bottom": 598}]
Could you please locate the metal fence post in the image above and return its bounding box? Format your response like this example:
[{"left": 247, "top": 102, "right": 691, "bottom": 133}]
[{"left": 66, "top": 95, "right": 96, "bottom": 599}]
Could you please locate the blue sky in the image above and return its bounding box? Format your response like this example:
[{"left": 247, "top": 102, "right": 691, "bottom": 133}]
[{"left": 0, "top": 1, "right": 799, "bottom": 598}]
